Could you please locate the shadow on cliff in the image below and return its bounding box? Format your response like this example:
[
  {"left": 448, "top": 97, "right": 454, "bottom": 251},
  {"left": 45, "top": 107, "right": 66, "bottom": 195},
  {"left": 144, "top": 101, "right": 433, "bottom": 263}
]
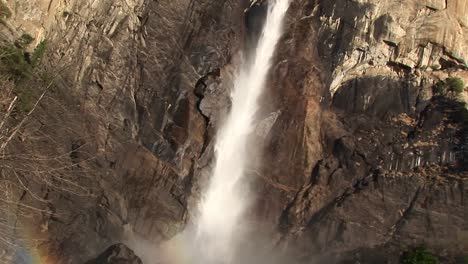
[
  {"left": 276, "top": 75, "right": 467, "bottom": 264},
  {"left": 332, "top": 75, "right": 467, "bottom": 172},
  {"left": 332, "top": 76, "right": 418, "bottom": 119}
]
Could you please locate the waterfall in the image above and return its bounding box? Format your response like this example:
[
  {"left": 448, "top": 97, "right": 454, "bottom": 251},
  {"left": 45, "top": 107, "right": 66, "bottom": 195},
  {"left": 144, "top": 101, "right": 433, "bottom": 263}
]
[{"left": 195, "top": 0, "right": 291, "bottom": 263}]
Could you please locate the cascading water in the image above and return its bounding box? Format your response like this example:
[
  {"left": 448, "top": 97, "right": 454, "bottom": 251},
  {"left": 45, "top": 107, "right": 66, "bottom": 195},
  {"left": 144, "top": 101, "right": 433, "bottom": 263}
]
[{"left": 195, "top": 0, "right": 291, "bottom": 263}]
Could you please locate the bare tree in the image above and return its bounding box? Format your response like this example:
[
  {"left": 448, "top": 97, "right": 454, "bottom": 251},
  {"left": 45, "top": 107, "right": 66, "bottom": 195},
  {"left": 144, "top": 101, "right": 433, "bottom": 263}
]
[{"left": 0, "top": 67, "right": 96, "bottom": 262}]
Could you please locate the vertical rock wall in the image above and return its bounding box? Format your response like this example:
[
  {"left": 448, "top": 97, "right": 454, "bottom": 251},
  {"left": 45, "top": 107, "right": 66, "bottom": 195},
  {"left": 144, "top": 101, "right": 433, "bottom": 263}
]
[{"left": 1, "top": 0, "right": 467, "bottom": 262}]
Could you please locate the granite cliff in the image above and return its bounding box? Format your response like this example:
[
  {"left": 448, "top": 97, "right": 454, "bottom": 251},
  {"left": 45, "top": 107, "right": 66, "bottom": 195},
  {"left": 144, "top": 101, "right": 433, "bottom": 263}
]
[{"left": 0, "top": 0, "right": 466, "bottom": 263}]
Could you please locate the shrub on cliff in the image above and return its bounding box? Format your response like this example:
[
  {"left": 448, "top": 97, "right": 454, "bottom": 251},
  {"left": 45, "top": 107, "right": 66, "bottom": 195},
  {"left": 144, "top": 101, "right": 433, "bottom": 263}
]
[
  {"left": 14, "top": 33, "right": 34, "bottom": 49},
  {"left": 0, "top": 37, "right": 49, "bottom": 112},
  {"left": 433, "top": 78, "right": 465, "bottom": 97},
  {"left": 0, "top": 43, "right": 32, "bottom": 80},
  {"left": 401, "top": 246, "right": 439, "bottom": 264},
  {"left": 446, "top": 77, "right": 465, "bottom": 95},
  {"left": 31, "top": 40, "right": 47, "bottom": 66},
  {"left": 0, "top": 38, "right": 47, "bottom": 81},
  {"left": 433, "top": 81, "right": 446, "bottom": 96}
]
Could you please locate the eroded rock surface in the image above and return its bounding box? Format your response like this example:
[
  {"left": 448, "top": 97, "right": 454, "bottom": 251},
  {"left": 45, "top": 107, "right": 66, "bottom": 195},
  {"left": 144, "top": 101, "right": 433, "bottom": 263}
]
[
  {"left": 85, "top": 244, "right": 142, "bottom": 264},
  {"left": 0, "top": 0, "right": 467, "bottom": 263},
  {"left": 264, "top": 0, "right": 468, "bottom": 262}
]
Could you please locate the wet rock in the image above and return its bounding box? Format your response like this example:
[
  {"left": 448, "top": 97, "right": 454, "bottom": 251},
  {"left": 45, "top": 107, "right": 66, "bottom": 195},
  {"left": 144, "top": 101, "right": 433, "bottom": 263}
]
[{"left": 85, "top": 244, "right": 142, "bottom": 264}]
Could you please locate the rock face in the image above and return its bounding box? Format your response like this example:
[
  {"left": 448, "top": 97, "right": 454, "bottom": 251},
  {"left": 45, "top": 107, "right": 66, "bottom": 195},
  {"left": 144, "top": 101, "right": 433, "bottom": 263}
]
[
  {"left": 0, "top": 0, "right": 245, "bottom": 263},
  {"left": 85, "top": 244, "right": 142, "bottom": 264},
  {"left": 265, "top": 0, "right": 468, "bottom": 262},
  {"left": 0, "top": 0, "right": 467, "bottom": 263}
]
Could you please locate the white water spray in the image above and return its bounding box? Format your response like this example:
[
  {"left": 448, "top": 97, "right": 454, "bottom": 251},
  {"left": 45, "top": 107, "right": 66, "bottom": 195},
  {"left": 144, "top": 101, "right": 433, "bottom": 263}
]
[{"left": 195, "top": 0, "right": 291, "bottom": 263}]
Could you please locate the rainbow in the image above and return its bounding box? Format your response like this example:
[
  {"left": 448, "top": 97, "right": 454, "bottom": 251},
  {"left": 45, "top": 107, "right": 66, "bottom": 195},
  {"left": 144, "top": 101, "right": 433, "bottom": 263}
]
[
  {"left": 157, "top": 233, "right": 194, "bottom": 264},
  {"left": 5, "top": 223, "right": 59, "bottom": 264}
]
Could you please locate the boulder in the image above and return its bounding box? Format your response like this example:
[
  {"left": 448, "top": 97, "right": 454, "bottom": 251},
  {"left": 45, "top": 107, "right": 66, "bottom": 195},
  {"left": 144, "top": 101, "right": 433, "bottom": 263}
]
[{"left": 85, "top": 244, "right": 142, "bottom": 264}]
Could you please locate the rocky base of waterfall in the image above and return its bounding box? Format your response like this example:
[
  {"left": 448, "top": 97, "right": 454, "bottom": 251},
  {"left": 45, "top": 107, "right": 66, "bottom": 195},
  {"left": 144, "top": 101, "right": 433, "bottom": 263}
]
[
  {"left": 0, "top": 0, "right": 466, "bottom": 264},
  {"left": 85, "top": 244, "right": 142, "bottom": 264}
]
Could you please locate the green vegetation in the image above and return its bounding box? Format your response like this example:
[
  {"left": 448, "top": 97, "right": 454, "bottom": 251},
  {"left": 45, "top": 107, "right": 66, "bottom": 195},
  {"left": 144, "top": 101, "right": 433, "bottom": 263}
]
[
  {"left": 0, "top": 37, "right": 47, "bottom": 81},
  {"left": 15, "top": 85, "right": 34, "bottom": 112},
  {"left": 0, "top": 43, "right": 33, "bottom": 80},
  {"left": 0, "top": 36, "right": 48, "bottom": 112},
  {"left": 430, "top": 64, "right": 441, "bottom": 71},
  {"left": 31, "top": 40, "right": 47, "bottom": 66},
  {"left": 433, "top": 81, "right": 446, "bottom": 96},
  {"left": 401, "top": 246, "right": 439, "bottom": 264},
  {"left": 433, "top": 77, "right": 466, "bottom": 97},
  {"left": 446, "top": 77, "right": 465, "bottom": 95},
  {"left": 0, "top": 1, "right": 11, "bottom": 19},
  {"left": 15, "top": 34, "right": 34, "bottom": 49}
]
